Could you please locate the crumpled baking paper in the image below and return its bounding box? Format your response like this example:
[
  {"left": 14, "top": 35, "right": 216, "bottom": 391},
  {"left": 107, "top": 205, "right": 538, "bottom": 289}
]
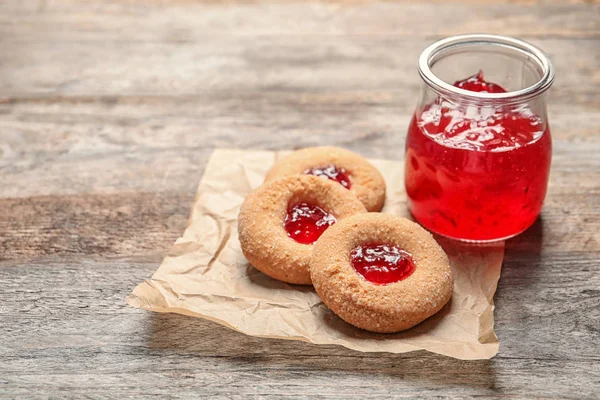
[{"left": 128, "top": 149, "right": 503, "bottom": 360}]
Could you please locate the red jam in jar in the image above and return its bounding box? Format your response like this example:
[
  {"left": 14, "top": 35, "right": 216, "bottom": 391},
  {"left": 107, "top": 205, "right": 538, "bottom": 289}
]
[
  {"left": 285, "top": 203, "right": 336, "bottom": 245},
  {"left": 305, "top": 165, "right": 352, "bottom": 189},
  {"left": 405, "top": 35, "right": 555, "bottom": 242},
  {"left": 406, "top": 71, "right": 551, "bottom": 241},
  {"left": 453, "top": 70, "right": 507, "bottom": 94},
  {"left": 350, "top": 244, "right": 416, "bottom": 284}
]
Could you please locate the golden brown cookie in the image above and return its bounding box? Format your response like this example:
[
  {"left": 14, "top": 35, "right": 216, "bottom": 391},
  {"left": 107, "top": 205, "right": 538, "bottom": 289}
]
[
  {"left": 265, "top": 147, "right": 386, "bottom": 212},
  {"left": 310, "top": 213, "right": 453, "bottom": 333},
  {"left": 238, "top": 175, "right": 367, "bottom": 285}
]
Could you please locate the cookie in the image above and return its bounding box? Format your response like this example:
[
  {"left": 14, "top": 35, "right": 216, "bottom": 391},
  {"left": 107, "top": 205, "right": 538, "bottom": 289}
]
[
  {"left": 265, "top": 146, "right": 386, "bottom": 212},
  {"left": 238, "top": 175, "right": 367, "bottom": 285},
  {"left": 310, "top": 213, "right": 453, "bottom": 333}
]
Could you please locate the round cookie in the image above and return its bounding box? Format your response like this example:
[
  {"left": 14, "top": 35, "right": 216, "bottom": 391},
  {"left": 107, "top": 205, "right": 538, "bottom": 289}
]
[
  {"left": 238, "top": 175, "right": 367, "bottom": 285},
  {"left": 265, "top": 146, "right": 386, "bottom": 212},
  {"left": 310, "top": 213, "right": 453, "bottom": 333}
]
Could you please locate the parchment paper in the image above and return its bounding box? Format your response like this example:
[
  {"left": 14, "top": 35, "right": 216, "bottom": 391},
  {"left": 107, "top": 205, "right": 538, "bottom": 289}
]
[{"left": 128, "top": 149, "right": 503, "bottom": 360}]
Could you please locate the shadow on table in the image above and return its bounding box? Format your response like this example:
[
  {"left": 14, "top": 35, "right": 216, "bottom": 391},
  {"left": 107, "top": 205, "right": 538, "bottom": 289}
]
[
  {"left": 145, "top": 311, "right": 497, "bottom": 390},
  {"left": 496, "top": 216, "right": 546, "bottom": 302},
  {"left": 505, "top": 216, "right": 545, "bottom": 255}
]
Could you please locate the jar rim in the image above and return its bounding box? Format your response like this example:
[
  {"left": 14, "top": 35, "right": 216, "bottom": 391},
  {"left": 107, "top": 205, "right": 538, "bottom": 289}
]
[{"left": 418, "top": 34, "right": 555, "bottom": 103}]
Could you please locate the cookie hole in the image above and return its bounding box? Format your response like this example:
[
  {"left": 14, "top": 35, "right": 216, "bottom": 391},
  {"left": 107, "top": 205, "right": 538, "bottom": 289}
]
[
  {"left": 304, "top": 164, "right": 352, "bottom": 189},
  {"left": 284, "top": 202, "right": 336, "bottom": 245},
  {"left": 350, "top": 243, "right": 416, "bottom": 285}
]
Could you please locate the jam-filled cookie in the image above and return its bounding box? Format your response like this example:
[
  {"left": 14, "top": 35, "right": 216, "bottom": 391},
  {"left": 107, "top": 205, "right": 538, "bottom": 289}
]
[
  {"left": 238, "top": 175, "right": 367, "bottom": 285},
  {"left": 265, "top": 147, "right": 386, "bottom": 212},
  {"left": 310, "top": 213, "right": 453, "bottom": 333}
]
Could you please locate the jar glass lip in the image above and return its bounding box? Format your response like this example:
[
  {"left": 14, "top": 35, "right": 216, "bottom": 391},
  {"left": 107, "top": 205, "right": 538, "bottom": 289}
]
[{"left": 418, "top": 34, "right": 555, "bottom": 103}]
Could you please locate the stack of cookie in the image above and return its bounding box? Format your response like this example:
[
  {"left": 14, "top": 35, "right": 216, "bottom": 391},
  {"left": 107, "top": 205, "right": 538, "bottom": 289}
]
[{"left": 238, "top": 147, "right": 453, "bottom": 333}]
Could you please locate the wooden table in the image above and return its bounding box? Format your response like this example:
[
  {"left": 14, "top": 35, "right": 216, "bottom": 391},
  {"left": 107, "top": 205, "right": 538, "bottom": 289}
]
[{"left": 1, "top": 1, "right": 599, "bottom": 398}]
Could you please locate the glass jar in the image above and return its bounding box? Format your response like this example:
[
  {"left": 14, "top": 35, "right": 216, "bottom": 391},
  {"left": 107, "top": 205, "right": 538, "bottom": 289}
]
[{"left": 405, "top": 34, "right": 555, "bottom": 242}]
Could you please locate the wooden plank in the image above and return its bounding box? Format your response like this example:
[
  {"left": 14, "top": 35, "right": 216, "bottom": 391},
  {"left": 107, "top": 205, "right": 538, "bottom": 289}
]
[
  {"left": 1, "top": 0, "right": 599, "bottom": 41},
  {"left": 1, "top": 174, "right": 598, "bottom": 260},
  {"left": 0, "top": 192, "right": 190, "bottom": 260},
  {"left": 1, "top": 258, "right": 598, "bottom": 398},
  {"left": 0, "top": 36, "right": 598, "bottom": 104},
  {"left": 0, "top": 100, "right": 598, "bottom": 207}
]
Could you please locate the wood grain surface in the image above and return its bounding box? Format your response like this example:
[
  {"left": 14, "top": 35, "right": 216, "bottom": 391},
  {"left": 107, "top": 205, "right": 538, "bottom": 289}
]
[{"left": 1, "top": 0, "right": 599, "bottom": 398}]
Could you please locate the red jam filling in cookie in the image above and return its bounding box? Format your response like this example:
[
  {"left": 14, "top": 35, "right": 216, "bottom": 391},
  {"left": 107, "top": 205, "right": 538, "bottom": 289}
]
[
  {"left": 350, "top": 244, "right": 416, "bottom": 284},
  {"left": 304, "top": 165, "right": 352, "bottom": 189},
  {"left": 285, "top": 203, "right": 336, "bottom": 245}
]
